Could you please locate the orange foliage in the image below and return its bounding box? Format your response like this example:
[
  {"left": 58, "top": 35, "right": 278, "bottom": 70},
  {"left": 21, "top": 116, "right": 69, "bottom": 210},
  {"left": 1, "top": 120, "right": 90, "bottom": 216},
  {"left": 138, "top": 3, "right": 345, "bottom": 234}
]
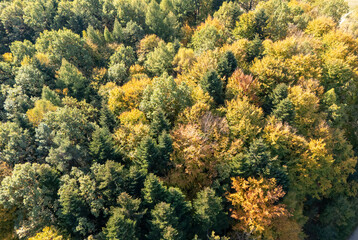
[{"left": 227, "top": 177, "right": 289, "bottom": 238}]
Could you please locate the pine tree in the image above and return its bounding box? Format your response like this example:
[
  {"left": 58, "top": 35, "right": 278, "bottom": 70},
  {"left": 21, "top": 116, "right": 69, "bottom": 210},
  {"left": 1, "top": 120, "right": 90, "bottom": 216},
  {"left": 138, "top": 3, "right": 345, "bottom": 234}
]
[
  {"left": 89, "top": 126, "right": 116, "bottom": 164},
  {"left": 113, "top": 19, "right": 123, "bottom": 43},
  {"left": 135, "top": 136, "right": 159, "bottom": 172},
  {"left": 157, "top": 131, "right": 173, "bottom": 176},
  {"left": 201, "top": 70, "right": 224, "bottom": 105},
  {"left": 150, "top": 110, "right": 170, "bottom": 138},
  {"left": 104, "top": 26, "right": 114, "bottom": 43},
  {"left": 217, "top": 51, "right": 237, "bottom": 83},
  {"left": 147, "top": 202, "right": 180, "bottom": 240}
]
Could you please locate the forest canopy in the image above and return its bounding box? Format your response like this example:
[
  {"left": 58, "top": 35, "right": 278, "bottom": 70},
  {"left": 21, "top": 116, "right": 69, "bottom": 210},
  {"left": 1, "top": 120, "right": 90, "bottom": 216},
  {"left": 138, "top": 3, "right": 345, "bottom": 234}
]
[{"left": 1, "top": 0, "right": 358, "bottom": 239}]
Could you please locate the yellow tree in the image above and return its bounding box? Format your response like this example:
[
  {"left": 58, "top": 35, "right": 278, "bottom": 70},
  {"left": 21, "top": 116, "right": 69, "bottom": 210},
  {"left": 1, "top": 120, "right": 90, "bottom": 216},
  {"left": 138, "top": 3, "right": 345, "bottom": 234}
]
[
  {"left": 227, "top": 177, "right": 289, "bottom": 239},
  {"left": 26, "top": 99, "right": 57, "bottom": 126},
  {"left": 29, "top": 226, "right": 64, "bottom": 240},
  {"left": 225, "top": 96, "right": 264, "bottom": 143}
]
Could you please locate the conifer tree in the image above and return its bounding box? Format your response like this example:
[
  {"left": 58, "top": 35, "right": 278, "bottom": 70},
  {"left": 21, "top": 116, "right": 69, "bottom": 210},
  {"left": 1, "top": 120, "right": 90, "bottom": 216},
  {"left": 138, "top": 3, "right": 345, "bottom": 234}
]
[
  {"left": 150, "top": 109, "right": 170, "bottom": 138},
  {"left": 112, "top": 19, "right": 123, "bottom": 42},
  {"left": 217, "top": 51, "right": 237, "bottom": 83},
  {"left": 201, "top": 70, "right": 224, "bottom": 105}
]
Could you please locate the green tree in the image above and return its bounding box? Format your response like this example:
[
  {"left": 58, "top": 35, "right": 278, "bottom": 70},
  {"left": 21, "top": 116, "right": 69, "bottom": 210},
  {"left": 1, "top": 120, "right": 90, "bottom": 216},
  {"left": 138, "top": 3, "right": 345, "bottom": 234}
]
[
  {"left": 89, "top": 126, "right": 117, "bottom": 164},
  {"left": 15, "top": 64, "right": 45, "bottom": 96},
  {"left": 140, "top": 73, "right": 192, "bottom": 122},
  {"left": 0, "top": 121, "right": 34, "bottom": 167},
  {"left": 10, "top": 39, "right": 36, "bottom": 64},
  {"left": 146, "top": 0, "right": 179, "bottom": 41},
  {"left": 56, "top": 59, "right": 89, "bottom": 100},
  {"left": 193, "top": 188, "right": 227, "bottom": 238},
  {"left": 147, "top": 202, "right": 181, "bottom": 240},
  {"left": 0, "top": 163, "right": 59, "bottom": 236},
  {"left": 217, "top": 51, "right": 237, "bottom": 82},
  {"left": 35, "top": 28, "right": 93, "bottom": 71},
  {"left": 144, "top": 42, "right": 177, "bottom": 76},
  {"left": 149, "top": 109, "right": 170, "bottom": 138},
  {"left": 135, "top": 136, "right": 159, "bottom": 171},
  {"left": 104, "top": 193, "right": 143, "bottom": 240},
  {"left": 200, "top": 70, "right": 224, "bottom": 105}
]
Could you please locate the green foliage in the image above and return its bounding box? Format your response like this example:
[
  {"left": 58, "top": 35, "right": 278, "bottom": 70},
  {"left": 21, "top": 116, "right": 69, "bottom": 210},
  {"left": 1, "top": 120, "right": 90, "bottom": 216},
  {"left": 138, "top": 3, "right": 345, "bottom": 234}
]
[
  {"left": 104, "top": 193, "right": 143, "bottom": 240},
  {"left": 15, "top": 64, "right": 45, "bottom": 96},
  {"left": 200, "top": 70, "right": 224, "bottom": 105},
  {"left": 89, "top": 126, "right": 117, "bottom": 164},
  {"left": 0, "top": 163, "right": 59, "bottom": 236},
  {"left": 0, "top": 121, "right": 34, "bottom": 167},
  {"left": 145, "top": 42, "right": 177, "bottom": 76},
  {"left": 217, "top": 51, "right": 237, "bottom": 82},
  {"left": 56, "top": 59, "right": 89, "bottom": 99},
  {"left": 146, "top": 0, "right": 179, "bottom": 41},
  {"left": 140, "top": 72, "right": 191, "bottom": 122},
  {"left": 193, "top": 188, "right": 227, "bottom": 238},
  {"left": 35, "top": 28, "right": 93, "bottom": 70}
]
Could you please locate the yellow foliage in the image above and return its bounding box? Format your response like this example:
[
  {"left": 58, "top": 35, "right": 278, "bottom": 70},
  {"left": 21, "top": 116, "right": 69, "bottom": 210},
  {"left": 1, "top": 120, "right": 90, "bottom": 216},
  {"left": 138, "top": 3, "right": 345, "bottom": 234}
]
[
  {"left": 305, "top": 16, "right": 336, "bottom": 37},
  {"left": 35, "top": 52, "right": 50, "bottom": 67},
  {"left": 226, "top": 96, "right": 264, "bottom": 142},
  {"left": 27, "top": 100, "right": 57, "bottom": 126},
  {"left": 114, "top": 118, "right": 150, "bottom": 160},
  {"left": 29, "top": 226, "right": 64, "bottom": 240},
  {"left": 2, "top": 53, "right": 13, "bottom": 62},
  {"left": 288, "top": 85, "right": 321, "bottom": 136},
  {"left": 118, "top": 109, "right": 147, "bottom": 126},
  {"left": 173, "top": 47, "right": 196, "bottom": 74},
  {"left": 227, "top": 177, "right": 289, "bottom": 239},
  {"left": 108, "top": 76, "right": 151, "bottom": 116}
]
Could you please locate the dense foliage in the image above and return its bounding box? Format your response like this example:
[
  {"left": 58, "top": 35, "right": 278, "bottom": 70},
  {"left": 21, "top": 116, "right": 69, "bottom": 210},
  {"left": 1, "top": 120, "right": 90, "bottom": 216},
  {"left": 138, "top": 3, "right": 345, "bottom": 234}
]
[{"left": 1, "top": 0, "right": 358, "bottom": 239}]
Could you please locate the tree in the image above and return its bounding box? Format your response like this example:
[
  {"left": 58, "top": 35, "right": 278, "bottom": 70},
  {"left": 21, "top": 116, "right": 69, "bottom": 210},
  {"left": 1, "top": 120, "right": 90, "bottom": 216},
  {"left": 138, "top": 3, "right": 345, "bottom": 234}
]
[
  {"left": 146, "top": 0, "right": 179, "bottom": 41},
  {"left": 149, "top": 109, "right": 170, "bottom": 138},
  {"left": 144, "top": 42, "right": 177, "bottom": 76},
  {"left": 10, "top": 40, "right": 36, "bottom": 64},
  {"left": 193, "top": 188, "right": 227, "bottom": 238},
  {"left": 29, "top": 226, "right": 65, "bottom": 240},
  {"left": 140, "top": 73, "right": 192, "bottom": 122},
  {"left": 122, "top": 20, "right": 145, "bottom": 47},
  {"left": 201, "top": 70, "right": 224, "bottom": 105},
  {"left": 56, "top": 59, "right": 89, "bottom": 100},
  {"left": 135, "top": 136, "right": 159, "bottom": 171},
  {"left": 217, "top": 51, "right": 237, "bottom": 83},
  {"left": 226, "top": 96, "right": 264, "bottom": 143},
  {"left": 147, "top": 202, "right": 181, "bottom": 240},
  {"left": 35, "top": 28, "right": 93, "bottom": 71},
  {"left": 27, "top": 99, "right": 57, "bottom": 126},
  {"left": 227, "top": 177, "right": 288, "bottom": 239},
  {"left": 104, "top": 193, "right": 143, "bottom": 240},
  {"left": 0, "top": 163, "right": 59, "bottom": 236},
  {"left": 89, "top": 126, "right": 117, "bottom": 164},
  {"left": 0, "top": 121, "right": 34, "bottom": 167},
  {"left": 112, "top": 19, "right": 123, "bottom": 42}
]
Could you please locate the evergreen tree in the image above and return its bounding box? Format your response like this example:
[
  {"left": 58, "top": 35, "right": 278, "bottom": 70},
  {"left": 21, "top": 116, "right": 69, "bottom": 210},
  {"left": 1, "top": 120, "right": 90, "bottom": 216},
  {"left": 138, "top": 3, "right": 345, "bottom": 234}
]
[
  {"left": 157, "top": 131, "right": 173, "bottom": 176},
  {"left": 56, "top": 59, "right": 89, "bottom": 100},
  {"left": 201, "top": 70, "right": 224, "bottom": 105},
  {"left": 135, "top": 136, "right": 159, "bottom": 172},
  {"left": 104, "top": 193, "right": 143, "bottom": 240},
  {"left": 217, "top": 51, "right": 237, "bottom": 83},
  {"left": 112, "top": 19, "right": 123, "bottom": 43},
  {"left": 104, "top": 26, "right": 113, "bottom": 43},
  {"left": 89, "top": 126, "right": 116, "bottom": 164},
  {"left": 150, "top": 109, "right": 170, "bottom": 138},
  {"left": 272, "top": 98, "right": 295, "bottom": 123},
  {"left": 193, "top": 188, "right": 227, "bottom": 238},
  {"left": 147, "top": 202, "right": 181, "bottom": 240}
]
